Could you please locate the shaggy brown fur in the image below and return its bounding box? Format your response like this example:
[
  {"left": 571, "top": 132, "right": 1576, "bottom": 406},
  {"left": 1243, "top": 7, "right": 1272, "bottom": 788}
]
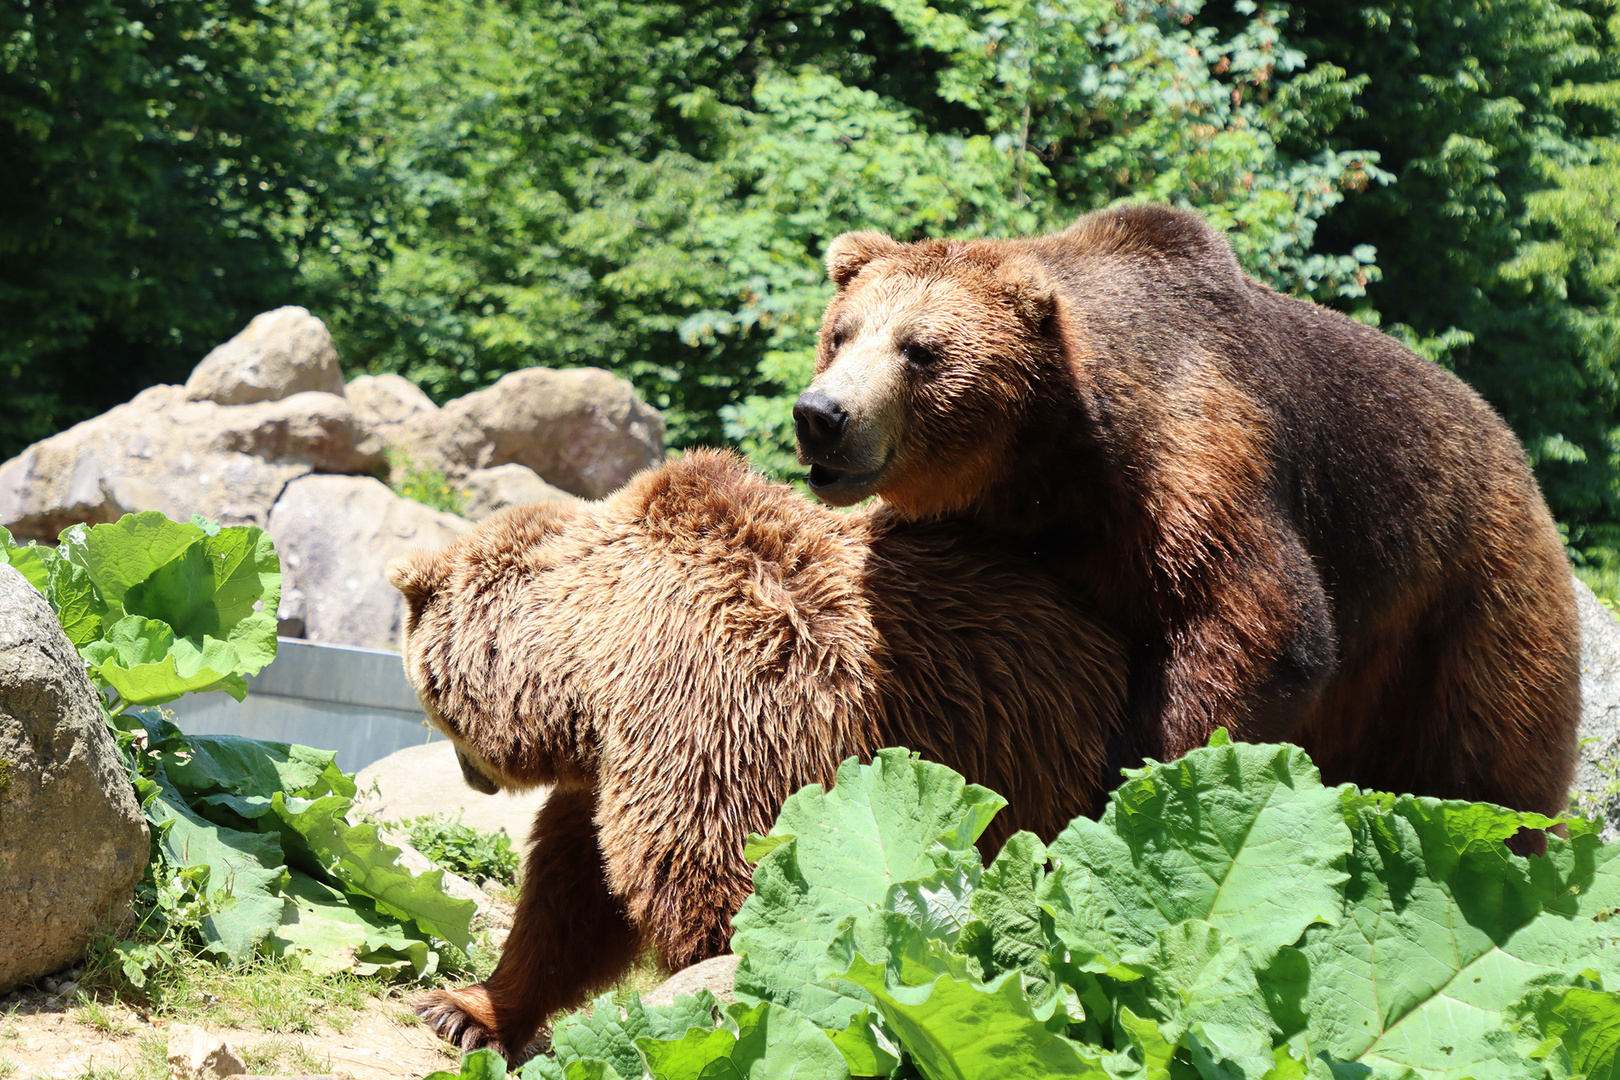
[
  {"left": 387, "top": 450, "right": 1127, "bottom": 1061},
  {"left": 797, "top": 203, "right": 1581, "bottom": 821}
]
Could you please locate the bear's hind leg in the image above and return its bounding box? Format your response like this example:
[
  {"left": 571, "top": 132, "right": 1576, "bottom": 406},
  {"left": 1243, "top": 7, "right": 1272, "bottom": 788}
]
[{"left": 416, "top": 787, "right": 642, "bottom": 1063}]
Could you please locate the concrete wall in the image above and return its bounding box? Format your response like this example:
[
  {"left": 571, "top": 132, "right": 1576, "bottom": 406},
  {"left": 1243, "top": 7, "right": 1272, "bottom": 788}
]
[{"left": 167, "top": 637, "right": 442, "bottom": 772}]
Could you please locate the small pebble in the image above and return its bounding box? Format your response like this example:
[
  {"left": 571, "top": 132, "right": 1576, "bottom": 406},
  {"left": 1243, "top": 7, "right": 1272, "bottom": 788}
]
[
  {"left": 55, "top": 981, "right": 78, "bottom": 996},
  {"left": 41, "top": 977, "right": 58, "bottom": 993}
]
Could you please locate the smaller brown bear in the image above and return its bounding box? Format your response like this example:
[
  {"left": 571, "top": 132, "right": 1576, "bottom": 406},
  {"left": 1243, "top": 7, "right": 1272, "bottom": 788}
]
[
  {"left": 387, "top": 450, "right": 1128, "bottom": 1060},
  {"left": 794, "top": 204, "right": 1582, "bottom": 820}
]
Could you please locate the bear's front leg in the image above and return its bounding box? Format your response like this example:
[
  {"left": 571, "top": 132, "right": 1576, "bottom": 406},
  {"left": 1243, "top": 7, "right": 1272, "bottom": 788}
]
[
  {"left": 1148, "top": 528, "right": 1337, "bottom": 759},
  {"left": 416, "top": 787, "right": 642, "bottom": 1064}
]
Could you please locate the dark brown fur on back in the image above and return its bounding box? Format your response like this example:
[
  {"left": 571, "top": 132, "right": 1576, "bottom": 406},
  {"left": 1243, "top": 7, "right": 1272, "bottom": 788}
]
[
  {"left": 389, "top": 450, "right": 1126, "bottom": 1060},
  {"left": 805, "top": 203, "right": 1580, "bottom": 822}
]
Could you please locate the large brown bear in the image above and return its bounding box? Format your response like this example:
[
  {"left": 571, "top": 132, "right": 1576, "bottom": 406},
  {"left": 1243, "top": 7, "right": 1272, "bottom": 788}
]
[
  {"left": 387, "top": 450, "right": 1128, "bottom": 1060},
  {"left": 793, "top": 203, "right": 1581, "bottom": 818}
]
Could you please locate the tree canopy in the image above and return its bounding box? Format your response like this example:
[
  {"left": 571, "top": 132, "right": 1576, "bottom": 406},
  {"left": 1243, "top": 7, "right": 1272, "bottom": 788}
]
[{"left": 7, "top": 0, "right": 1620, "bottom": 589}]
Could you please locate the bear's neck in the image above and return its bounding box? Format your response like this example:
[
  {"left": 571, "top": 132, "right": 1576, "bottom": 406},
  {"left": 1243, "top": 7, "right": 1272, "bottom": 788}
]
[{"left": 958, "top": 390, "right": 1153, "bottom": 617}]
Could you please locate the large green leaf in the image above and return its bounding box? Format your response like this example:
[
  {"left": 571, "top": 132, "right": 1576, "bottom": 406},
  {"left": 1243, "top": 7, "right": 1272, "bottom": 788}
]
[
  {"left": 46, "top": 557, "right": 108, "bottom": 649},
  {"left": 271, "top": 792, "right": 477, "bottom": 951},
  {"left": 121, "top": 525, "right": 281, "bottom": 672},
  {"left": 1510, "top": 985, "right": 1620, "bottom": 1080},
  {"left": 266, "top": 869, "right": 438, "bottom": 978},
  {"left": 731, "top": 749, "right": 1004, "bottom": 1027},
  {"left": 1047, "top": 735, "right": 1352, "bottom": 962},
  {"left": 144, "top": 775, "right": 290, "bottom": 964},
  {"left": 1292, "top": 793, "right": 1620, "bottom": 1080},
  {"left": 427, "top": 1049, "right": 512, "bottom": 1080},
  {"left": 635, "top": 1001, "right": 850, "bottom": 1080},
  {"left": 1108, "top": 920, "right": 1277, "bottom": 1080},
  {"left": 835, "top": 957, "right": 1105, "bottom": 1080},
  {"left": 0, "top": 526, "right": 54, "bottom": 593},
  {"left": 57, "top": 513, "right": 206, "bottom": 612},
  {"left": 84, "top": 616, "right": 246, "bottom": 704},
  {"left": 162, "top": 733, "right": 355, "bottom": 803},
  {"left": 551, "top": 990, "right": 722, "bottom": 1080}
]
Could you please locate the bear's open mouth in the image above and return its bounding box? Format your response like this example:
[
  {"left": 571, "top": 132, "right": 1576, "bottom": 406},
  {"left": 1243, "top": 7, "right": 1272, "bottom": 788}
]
[{"left": 808, "top": 464, "right": 845, "bottom": 488}]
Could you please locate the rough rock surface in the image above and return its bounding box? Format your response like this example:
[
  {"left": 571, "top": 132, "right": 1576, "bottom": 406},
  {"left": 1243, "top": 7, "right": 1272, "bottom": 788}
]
[
  {"left": 0, "top": 565, "right": 149, "bottom": 992},
  {"left": 642, "top": 954, "right": 739, "bottom": 1009},
  {"left": 346, "top": 373, "right": 437, "bottom": 430},
  {"left": 165, "top": 1023, "right": 247, "bottom": 1079},
  {"left": 456, "top": 463, "right": 580, "bottom": 522},
  {"left": 353, "top": 741, "right": 549, "bottom": 845},
  {"left": 388, "top": 367, "right": 663, "bottom": 499},
  {"left": 0, "top": 385, "right": 385, "bottom": 541},
  {"left": 266, "top": 475, "right": 472, "bottom": 649},
  {"left": 1574, "top": 576, "right": 1620, "bottom": 840},
  {"left": 185, "top": 306, "right": 345, "bottom": 406}
]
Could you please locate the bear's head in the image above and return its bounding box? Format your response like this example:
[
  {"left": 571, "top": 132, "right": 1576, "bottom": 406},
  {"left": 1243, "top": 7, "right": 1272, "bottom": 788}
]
[
  {"left": 384, "top": 453, "right": 881, "bottom": 799},
  {"left": 386, "top": 499, "right": 589, "bottom": 795},
  {"left": 794, "top": 232, "right": 1070, "bottom": 516}
]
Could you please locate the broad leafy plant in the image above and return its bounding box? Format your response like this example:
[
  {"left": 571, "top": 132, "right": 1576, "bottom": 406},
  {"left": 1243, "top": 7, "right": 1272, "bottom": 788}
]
[
  {"left": 431, "top": 737, "right": 1620, "bottom": 1080},
  {"left": 1, "top": 514, "right": 475, "bottom": 983}
]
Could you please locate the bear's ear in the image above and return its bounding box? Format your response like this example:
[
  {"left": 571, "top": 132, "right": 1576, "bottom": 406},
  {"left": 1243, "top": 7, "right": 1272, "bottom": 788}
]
[
  {"left": 826, "top": 231, "right": 903, "bottom": 289},
  {"left": 995, "top": 255, "right": 1057, "bottom": 326},
  {"left": 387, "top": 550, "right": 448, "bottom": 604}
]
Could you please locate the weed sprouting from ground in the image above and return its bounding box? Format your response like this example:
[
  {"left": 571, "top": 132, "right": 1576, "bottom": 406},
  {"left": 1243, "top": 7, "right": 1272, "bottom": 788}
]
[
  {"left": 404, "top": 815, "right": 522, "bottom": 888},
  {"left": 78, "top": 997, "right": 133, "bottom": 1036},
  {"left": 240, "top": 1036, "right": 328, "bottom": 1074}
]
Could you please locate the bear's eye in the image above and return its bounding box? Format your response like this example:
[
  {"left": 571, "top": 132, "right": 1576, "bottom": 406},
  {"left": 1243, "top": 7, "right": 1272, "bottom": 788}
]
[
  {"left": 903, "top": 341, "right": 941, "bottom": 367},
  {"left": 829, "top": 328, "right": 845, "bottom": 351}
]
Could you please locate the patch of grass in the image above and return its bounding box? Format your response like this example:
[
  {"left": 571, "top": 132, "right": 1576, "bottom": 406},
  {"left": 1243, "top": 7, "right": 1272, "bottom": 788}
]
[
  {"left": 0, "top": 1058, "right": 14, "bottom": 1080},
  {"left": 404, "top": 815, "right": 521, "bottom": 888},
  {"left": 135, "top": 1034, "right": 169, "bottom": 1080},
  {"left": 0, "top": 1005, "right": 17, "bottom": 1041},
  {"left": 83, "top": 951, "right": 378, "bottom": 1036},
  {"left": 609, "top": 951, "right": 667, "bottom": 1000},
  {"left": 76, "top": 1064, "right": 133, "bottom": 1080},
  {"left": 188, "top": 958, "right": 370, "bottom": 1035},
  {"left": 78, "top": 997, "right": 133, "bottom": 1036},
  {"left": 240, "top": 1036, "right": 327, "bottom": 1075}
]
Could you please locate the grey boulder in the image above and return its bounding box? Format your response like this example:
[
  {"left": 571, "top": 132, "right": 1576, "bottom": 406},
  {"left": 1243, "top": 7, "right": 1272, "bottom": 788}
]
[
  {"left": 642, "top": 954, "right": 739, "bottom": 1009},
  {"left": 456, "top": 464, "right": 580, "bottom": 522},
  {"left": 0, "top": 385, "right": 385, "bottom": 541},
  {"left": 0, "top": 565, "right": 149, "bottom": 991},
  {"left": 1574, "top": 576, "right": 1620, "bottom": 839},
  {"left": 185, "top": 307, "right": 346, "bottom": 406},
  {"left": 266, "top": 475, "right": 472, "bottom": 650},
  {"left": 386, "top": 367, "right": 663, "bottom": 499},
  {"left": 346, "top": 374, "right": 437, "bottom": 430}
]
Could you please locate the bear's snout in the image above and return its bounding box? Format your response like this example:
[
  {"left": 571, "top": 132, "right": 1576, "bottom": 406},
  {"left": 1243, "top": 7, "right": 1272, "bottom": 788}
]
[{"left": 793, "top": 390, "right": 849, "bottom": 456}]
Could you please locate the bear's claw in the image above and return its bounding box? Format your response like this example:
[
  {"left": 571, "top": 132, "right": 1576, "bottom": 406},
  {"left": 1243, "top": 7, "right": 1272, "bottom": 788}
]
[{"left": 416, "top": 989, "right": 511, "bottom": 1061}]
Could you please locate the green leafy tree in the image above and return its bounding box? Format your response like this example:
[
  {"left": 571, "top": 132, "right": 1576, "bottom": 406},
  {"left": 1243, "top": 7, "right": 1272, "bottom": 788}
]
[
  {"left": 1293, "top": 1, "right": 1620, "bottom": 575},
  {"left": 0, "top": 0, "right": 372, "bottom": 458}
]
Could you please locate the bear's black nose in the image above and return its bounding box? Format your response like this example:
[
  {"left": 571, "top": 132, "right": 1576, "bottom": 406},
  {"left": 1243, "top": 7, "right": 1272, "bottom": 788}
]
[{"left": 794, "top": 391, "right": 850, "bottom": 456}]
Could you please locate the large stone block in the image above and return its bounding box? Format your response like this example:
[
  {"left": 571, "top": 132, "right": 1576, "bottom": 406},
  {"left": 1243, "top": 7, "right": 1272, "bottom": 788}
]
[
  {"left": 0, "top": 385, "right": 384, "bottom": 541},
  {"left": 0, "top": 566, "right": 149, "bottom": 991},
  {"left": 1574, "top": 576, "right": 1620, "bottom": 839},
  {"left": 184, "top": 307, "right": 346, "bottom": 406},
  {"left": 267, "top": 475, "right": 472, "bottom": 650},
  {"left": 379, "top": 367, "right": 664, "bottom": 500}
]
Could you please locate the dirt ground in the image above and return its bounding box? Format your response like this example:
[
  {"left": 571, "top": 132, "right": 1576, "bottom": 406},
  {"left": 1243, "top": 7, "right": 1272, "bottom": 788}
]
[{"left": 0, "top": 985, "right": 460, "bottom": 1080}]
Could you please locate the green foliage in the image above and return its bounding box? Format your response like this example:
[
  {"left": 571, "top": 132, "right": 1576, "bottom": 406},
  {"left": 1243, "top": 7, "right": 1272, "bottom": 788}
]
[
  {"left": 430, "top": 740, "right": 1620, "bottom": 1080},
  {"left": 406, "top": 816, "right": 522, "bottom": 889},
  {"left": 0, "top": 0, "right": 360, "bottom": 456},
  {"left": 1294, "top": 0, "right": 1620, "bottom": 561},
  {"left": 388, "top": 451, "right": 466, "bottom": 517},
  {"left": 1, "top": 513, "right": 475, "bottom": 984}
]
